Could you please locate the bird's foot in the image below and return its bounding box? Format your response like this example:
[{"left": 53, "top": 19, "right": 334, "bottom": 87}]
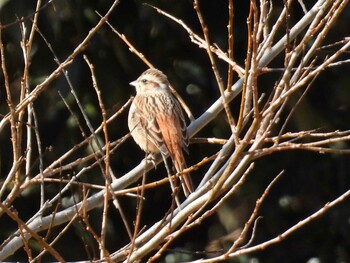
[{"left": 145, "top": 154, "right": 157, "bottom": 169}]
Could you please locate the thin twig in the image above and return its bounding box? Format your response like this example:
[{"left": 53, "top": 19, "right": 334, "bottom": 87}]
[
  {"left": 227, "top": 170, "right": 284, "bottom": 253},
  {"left": 194, "top": 0, "right": 237, "bottom": 135}
]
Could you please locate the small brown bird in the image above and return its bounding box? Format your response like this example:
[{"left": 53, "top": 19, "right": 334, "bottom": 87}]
[{"left": 128, "top": 68, "right": 193, "bottom": 196}]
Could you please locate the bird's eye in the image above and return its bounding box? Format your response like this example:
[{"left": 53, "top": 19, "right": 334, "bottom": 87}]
[{"left": 141, "top": 79, "right": 148, "bottom": 84}]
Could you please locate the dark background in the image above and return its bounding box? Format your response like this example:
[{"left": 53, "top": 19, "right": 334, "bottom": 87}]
[{"left": 0, "top": 0, "right": 350, "bottom": 262}]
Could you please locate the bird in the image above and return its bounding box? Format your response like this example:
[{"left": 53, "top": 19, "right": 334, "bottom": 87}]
[{"left": 128, "top": 68, "right": 193, "bottom": 197}]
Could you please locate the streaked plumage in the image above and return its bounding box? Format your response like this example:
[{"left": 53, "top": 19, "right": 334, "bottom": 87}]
[{"left": 128, "top": 68, "right": 193, "bottom": 196}]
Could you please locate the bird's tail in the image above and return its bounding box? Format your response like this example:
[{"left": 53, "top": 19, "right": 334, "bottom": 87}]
[{"left": 174, "top": 154, "right": 194, "bottom": 197}]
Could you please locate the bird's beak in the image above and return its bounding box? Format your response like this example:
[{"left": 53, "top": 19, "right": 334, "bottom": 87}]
[{"left": 129, "top": 80, "right": 137, "bottom": 87}]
